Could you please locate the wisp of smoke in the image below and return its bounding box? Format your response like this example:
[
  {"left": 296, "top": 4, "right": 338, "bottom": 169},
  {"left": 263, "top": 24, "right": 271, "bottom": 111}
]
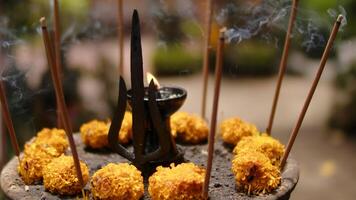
[
  {"left": 216, "top": 0, "right": 290, "bottom": 44},
  {"left": 328, "top": 6, "right": 347, "bottom": 29},
  {"left": 215, "top": 0, "right": 347, "bottom": 51}
]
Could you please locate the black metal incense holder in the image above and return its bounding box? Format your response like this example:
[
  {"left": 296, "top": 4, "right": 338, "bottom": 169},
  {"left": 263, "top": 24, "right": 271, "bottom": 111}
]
[{"left": 108, "top": 10, "right": 186, "bottom": 173}]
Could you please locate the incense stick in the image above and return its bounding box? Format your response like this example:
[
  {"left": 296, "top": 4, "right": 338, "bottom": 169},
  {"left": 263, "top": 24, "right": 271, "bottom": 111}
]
[
  {"left": 53, "top": 0, "right": 63, "bottom": 128},
  {"left": 0, "top": 79, "right": 21, "bottom": 161},
  {"left": 201, "top": 0, "right": 214, "bottom": 119},
  {"left": 280, "top": 15, "right": 344, "bottom": 169},
  {"left": 266, "top": 0, "right": 299, "bottom": 135},
  {"left": 1, "top": 118, "right": 6, "bottom": 167},
  {"left": 118, "top": 0, "right": 124, "bottom": 76},
  {"left": 202, "top": 28, "right": 225, "bottom": 199},
  {"left": 40, "top": 17, "right": 84, "bottom": 187}
]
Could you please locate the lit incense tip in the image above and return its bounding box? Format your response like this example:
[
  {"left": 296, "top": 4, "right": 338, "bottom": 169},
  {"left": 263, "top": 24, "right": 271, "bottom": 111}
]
[
  {"left": 40, "top": 17, "right": 46, "bottom": 27},
  {"left": 219, "top": 27, "right": 226, "bottom": 39},
  {"left": 337, "top": 15, "right": 344, "bottom": 23}
]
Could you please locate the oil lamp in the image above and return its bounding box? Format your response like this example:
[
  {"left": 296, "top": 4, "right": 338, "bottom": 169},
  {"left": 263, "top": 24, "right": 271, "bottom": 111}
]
[{"left": 108, "top": 10, "right": 186, "bottom": 174}]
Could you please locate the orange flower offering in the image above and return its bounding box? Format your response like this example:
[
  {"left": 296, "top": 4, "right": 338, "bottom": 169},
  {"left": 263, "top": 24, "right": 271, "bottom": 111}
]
[
  {"left": 233, "top": 134, "right": 285, "bottom": 166},
  {"left": 18, "top": 128, "right": 68, "bottom": 184},
  {"left": 80, "top": 111, "right": 132, "bottom": 148},
  {"left": 18, "top": 143, "right": 62, "bottom": 184},
  {"left": 220, "top": 118, "right": 259, "bottom": 145},
  {"left": 231, "top": 151, "right": 281, "bottom": 195},
  {"left": 42, "top": 155, "right": 89, "bottom": 196},
  {"left": 148, "top": 163, "right": 206, "bottom": 200},
  {"left": 34, "top": 128, "right": 69, "bottom": 153},
  {"left": 91, "top": 163, "right": 144, "bottom": 200},
  {"left": 170, "top": 112, "right": 209, "bottom": 144}
]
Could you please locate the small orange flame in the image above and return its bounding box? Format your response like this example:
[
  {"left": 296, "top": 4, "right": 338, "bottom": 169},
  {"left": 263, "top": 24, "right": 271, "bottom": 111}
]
[{"left": 146, "top": 72, "right": 160, "bottom": 88}]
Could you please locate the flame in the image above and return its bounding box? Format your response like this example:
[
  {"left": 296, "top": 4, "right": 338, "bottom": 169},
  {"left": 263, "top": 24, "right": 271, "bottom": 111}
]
[{"left": 146, "top": 72, "right": 160, "bottom": 88}]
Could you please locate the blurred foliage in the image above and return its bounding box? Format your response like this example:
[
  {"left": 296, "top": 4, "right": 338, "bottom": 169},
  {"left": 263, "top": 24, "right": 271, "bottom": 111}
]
[
  {"left": 300, "top": 0, "right": 355, "bottom": 37},
  {"left": 2, "top": 0, "right": 49, "bottom": 35},
  {"left": 0, "top": 188, "right": 3, "bottom": 199},
  {"left": 302, "top": 0, "right": 345, "bottom": 14},
  {"left": 212, "top": 0, "right": 283, "bottom": 76},
  {"left": 1, "top": 0, "right": 89, "bottom": 36},
  {"left": 180, "top": 20, "right": 202, "bottom": 39},
  {"left": 219, "top": 41, "right": 278, "bottom": 76},
  {"left": 153, "top": 45, "right": 202, "bottom": 76},
  {"left": 213, "top": 0, "right": 351, "bottom": 59},
  {"left": 329, "top": 62, "right": 356, "bottom": 134},
  {"left": 298, "top": 0, "right": 349, "bottom": 58},
  {"left": 299, "top": 0, "right": 350, "bottom": 27},
  {"left": 154, "top": 12, "right": 184, "bottom": 44},
  {"left": 334, "top": 64, "right": 356, "bottom": 89}
]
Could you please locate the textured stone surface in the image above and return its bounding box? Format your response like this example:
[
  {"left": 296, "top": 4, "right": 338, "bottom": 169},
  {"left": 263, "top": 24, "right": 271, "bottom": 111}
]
[{"left": 1, "top": 134, "right": 299, "bottom": 200}]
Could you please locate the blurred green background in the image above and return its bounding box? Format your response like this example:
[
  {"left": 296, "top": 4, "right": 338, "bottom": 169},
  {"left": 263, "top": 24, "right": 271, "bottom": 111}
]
[{"left": 1, "top": 0, "right": 356, "bottom": 199}]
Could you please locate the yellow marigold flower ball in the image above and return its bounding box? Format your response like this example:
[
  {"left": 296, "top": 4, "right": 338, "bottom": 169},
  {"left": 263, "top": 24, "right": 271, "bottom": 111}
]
[
  {"left": 91, "top": 163, "right": 144, "bottom": 200},
  {"left": 80, "top": 112, "right": 132, "bottom": 148},
  {"left": 170, "top": 112, "right": 208, "bottom": 144},
  {"left": 34, "top": 128, "right": 68, "bottom": 154},
  {"left": 231, "top": 151, "right": 281, "bottom": 195},
  {"left": 18, "top": 143, "right": 62, "bottom": 184},
  {"left": 148, "top": 163, "right": 206, "bottom": 200},
  {"left": 80, "top": 120, "right": 110, "bottom": 149},
  {"left": 220, "top": 118, "right": 259, "bottom": 145},
  {"left": 233, "top": 134, "right": 285, "bottom": 166},
  {"left": 117, "top": 111, "right": 132, "bottom": 144},
  {"left": 43, "top": 155, "right": 89, "bottom": 196}
]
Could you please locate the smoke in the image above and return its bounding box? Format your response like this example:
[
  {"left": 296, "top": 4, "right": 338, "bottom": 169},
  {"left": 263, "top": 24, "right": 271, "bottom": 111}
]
[
  {"left": 327, "top": 6, "right": 347, "bottom": 29},
  {"left": 1, "top": 22, "right": 26, "bottom": 63},
  {"left": 148, "top": 0, "right": 202, "bottom": 46},
  {"left": 215, "top": 0, "right": 347, "bottom": 50},
  {"left": 296, "top": 19, "right": 325, "bottom": 53},
  {"left": 0, "top": 16, "right": 45, "bottom": 119},
  {"left": 60, "top": 21, "right": 117, "bottom": 53},
  {"left": 216, "top": 0, "right": 290, "bottom": 44},
  {"left": 0, "top": 1, "right": 349, "bottom": 115},
  {"left": 1, "top": 19, "right": 27, "bottom": 110},
  {"left": 153, "top": 0, "right": 196, "bottom": 18}
]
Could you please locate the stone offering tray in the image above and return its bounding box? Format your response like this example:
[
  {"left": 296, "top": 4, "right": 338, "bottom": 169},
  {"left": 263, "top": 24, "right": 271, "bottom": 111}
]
[{"left": 1, "top": 134, "right": 299, "bottom": 200}]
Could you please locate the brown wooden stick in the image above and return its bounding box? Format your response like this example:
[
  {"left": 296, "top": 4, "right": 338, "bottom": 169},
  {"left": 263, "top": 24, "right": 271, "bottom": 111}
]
[
  {"left": 118, "top": 0, "right": 124, "bottom": 76},
  {"left": 1, "top": 118, "right": 7, "bottom": 167},
  {"left": 266, "top": 0, "right": 299, "bottom": 135},
  {"left": 53, "top": 0, "right": 64, "bottom": 128},
  {"left": 201, "top": 0, "right": 214, "bottom": 119},
  {"left": 280, "top": 15, "right": 344, "bottom": 169},
  {"left": 202, "top": 28, "right": 225, "bottom": 199},
  {"left": 0, "top": 79, "right": 20, "bottom": 160},
  {"left": 40, "top": 17, "right": 84, "bottom": 187}
]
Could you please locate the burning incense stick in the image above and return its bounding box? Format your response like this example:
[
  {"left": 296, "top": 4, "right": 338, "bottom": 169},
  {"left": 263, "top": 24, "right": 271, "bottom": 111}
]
[
  {"left": 40, "top": 17, "right": 85, "bottom": 187},
  {"left": 201, "top": 0, "right": 214, "bottom": 119},
  {"left": 266, "top": 0, "right": 299, "bottom": 135},
  {"left": 203, "top": 28, "right": 225, "bottom": 199},
  {"left": 118, "top": 0, "right": 124, "bottom": 76},
  {"left": 53, "top": 0, "right": 63, "bottom": 128},
  {"left": 280, "top": 15, "right": 344, "bottom": 169},
  {"left": 0, "top": 79, "right": 21, "bottom": 161}
]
